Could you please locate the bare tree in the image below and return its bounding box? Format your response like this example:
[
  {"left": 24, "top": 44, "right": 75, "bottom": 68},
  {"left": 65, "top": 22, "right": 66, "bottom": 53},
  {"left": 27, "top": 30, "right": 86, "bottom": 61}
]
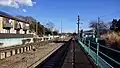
[
  {"left": 45, "top": 21, "right": 55, "bottom": 31},
  {"left": 89, "top": 21, "right": 107, "bottom": 29},
  {"left": 89, "top": 20, "right": 108, "bottom": 34}
]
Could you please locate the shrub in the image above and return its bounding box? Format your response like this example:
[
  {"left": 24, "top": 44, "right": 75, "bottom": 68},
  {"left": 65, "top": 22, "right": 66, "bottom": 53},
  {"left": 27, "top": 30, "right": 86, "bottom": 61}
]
[
  {"left": 26, "top": 39, "right": 31, "bottom": 42},
  {"left": 102, "top": 31, "right": 120, "bottom": 46},
  {"left": 0, "top": 43, "right": 3, "bottom": 46},
  {"left": 33, "top": 38, "right": 42, "bottom": 42},
  {"left": 22, "top": 39, "right": 26, "bottom": 45},
  {"left": 22, "top": 39, "right": 31, "bottom": 45}
]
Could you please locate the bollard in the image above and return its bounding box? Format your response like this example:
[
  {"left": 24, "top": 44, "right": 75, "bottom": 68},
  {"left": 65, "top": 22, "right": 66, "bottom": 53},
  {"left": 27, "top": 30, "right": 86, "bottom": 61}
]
[
  {"left": 23, "top": 47, "right": 25, "bottom": 52},
  {"left": 21, "top": 48, "right": 23, "bottom": 53},
  {"left": 10, "top": 51, "right": 12, "bottom": 56},
  {"left": 19, "top": 48, "right": 21, "bottom": 53},
  {"left": 26, "top": 47, "right": 28, "bottom": 51},
  {"left": 15, "top": 49, "right": 17, "bottom": 54},
  {"left": 1, "top": 52, "right": 5, "bottom": 59},
  {"left": 17, "top": 49, "right": 20, "bottom": 54},
  {"left": 30, "top": 46, "right": 32, "bottom": 50},
  {"left": 27, "top": 46, "right": 29, "bottom": 51},
  {"left": 6, "top": 51, "right": 11, "bottom": 57},
  {"left": 29, "top": 46, "right": 30, "bottom": 50},
  {"left": 5, "top": 52, "right": 7, "bottom": 58},
  {"left": 24, "top": 47, "right": 26, "bottom": 52},
  {"left": 12, "top": 50, "right": 15, "bottom": 55}
]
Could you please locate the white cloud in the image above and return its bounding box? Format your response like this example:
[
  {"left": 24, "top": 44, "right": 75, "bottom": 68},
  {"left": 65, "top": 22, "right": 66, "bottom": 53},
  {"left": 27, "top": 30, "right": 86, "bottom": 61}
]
[
  {"left": 22, "top": 9, "right": 27, "bottom": 12},
  {"left": 33, "top": 2, "right": 36, "bottom": 4},
  {"left": 16, "top": 0, "right": 33, "bottom": 6},
  {"left": 0, "top": 0, "right": 19, "bottom": 8},
  {"left": 0, "top": 0, "right": 36, "bottom": 8}
]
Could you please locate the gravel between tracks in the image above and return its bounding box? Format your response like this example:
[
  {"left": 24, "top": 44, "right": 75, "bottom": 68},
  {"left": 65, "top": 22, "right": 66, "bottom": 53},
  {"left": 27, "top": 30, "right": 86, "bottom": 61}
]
[{"left": 0, "top": 42, "right": 64, "bottom": 68}]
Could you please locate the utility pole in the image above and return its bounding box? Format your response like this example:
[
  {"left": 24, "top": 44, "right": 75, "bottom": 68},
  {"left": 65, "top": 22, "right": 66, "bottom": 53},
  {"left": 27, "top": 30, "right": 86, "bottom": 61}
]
[
  {"left": 95, "top": 17, "right": 100, "bottom": 43},
  {"left": 97, "top": 17, "right": 100, "bottom": 38},
  {"left": 77, "top": 15, "right": 80, "bottom": 35},
  {"left": 96, "top": 17, "right": 100, "bottom": 66},
  {"left": 61, "top": 21, "right": 62, "bottom": 34}
]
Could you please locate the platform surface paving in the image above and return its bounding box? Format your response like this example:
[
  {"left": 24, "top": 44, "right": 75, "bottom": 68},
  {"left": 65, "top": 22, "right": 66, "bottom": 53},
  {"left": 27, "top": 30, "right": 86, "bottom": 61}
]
[{"left": 62, "top": 39, "right": 96, "bottom": 68}]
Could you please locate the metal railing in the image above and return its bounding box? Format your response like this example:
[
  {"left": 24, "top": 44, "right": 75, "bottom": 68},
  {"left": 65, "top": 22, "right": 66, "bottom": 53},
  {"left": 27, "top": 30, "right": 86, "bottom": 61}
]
[{"left": 77, "top": 36, "right": 120, "bottom": 68}]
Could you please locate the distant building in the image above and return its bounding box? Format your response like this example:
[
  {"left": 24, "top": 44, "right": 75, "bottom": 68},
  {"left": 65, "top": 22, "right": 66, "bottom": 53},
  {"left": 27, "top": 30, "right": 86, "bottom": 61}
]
[
  {"left": 0, "top": 11, "right": 29, "bottom": 34},
  {"left": 84, "top": 30, "right": 93, "bottom": 37}
]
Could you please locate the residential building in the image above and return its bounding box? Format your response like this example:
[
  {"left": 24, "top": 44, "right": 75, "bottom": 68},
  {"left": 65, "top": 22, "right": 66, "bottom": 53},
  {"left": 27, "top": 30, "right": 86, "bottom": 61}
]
[{"left": 0, "top": 11, "right": 29, "bottom": 34}]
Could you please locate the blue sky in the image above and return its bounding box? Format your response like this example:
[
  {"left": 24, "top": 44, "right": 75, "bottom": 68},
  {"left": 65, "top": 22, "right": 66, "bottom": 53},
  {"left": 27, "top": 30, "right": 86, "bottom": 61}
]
[{"left": 0, "top": 0, "right": 120, "bottom": 33}]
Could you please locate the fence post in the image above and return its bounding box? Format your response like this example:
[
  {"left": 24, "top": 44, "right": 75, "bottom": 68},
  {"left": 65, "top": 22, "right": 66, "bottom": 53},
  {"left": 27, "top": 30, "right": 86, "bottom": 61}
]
[
  {"left": 81, "top": 38, "right": 83, "bottom": 43},
  {"left": 78, "top": 35, "right": 79, "bottom": 40},
  {"left": 88, "top": 40, "right": 90, "bottom": 55},
  {"left": 96, "top": 42, "right": 99, "bottom": 66},
  {"left": 82, "top": 38, "right": 83, "bottom": 42},
  {"left": 84, "top": 38, "right": 86, "bottom": 44}
]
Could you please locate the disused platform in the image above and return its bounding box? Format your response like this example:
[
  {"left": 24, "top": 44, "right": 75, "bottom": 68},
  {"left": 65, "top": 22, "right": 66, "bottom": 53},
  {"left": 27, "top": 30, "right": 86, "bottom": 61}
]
[
  {"left": 62, "top": 38, "right": 96, "bottom": 68},
  {"left": 36, "top": 37, "right": 96, "bottom": 68}
]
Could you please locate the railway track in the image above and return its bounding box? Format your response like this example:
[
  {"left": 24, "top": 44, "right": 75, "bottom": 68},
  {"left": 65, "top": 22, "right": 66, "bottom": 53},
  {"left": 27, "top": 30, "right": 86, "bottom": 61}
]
[
  {"left": 35, "top": 40, "right": 71, "bottom": 68},
  {"left": 35, "top": 37, "right": 96, "bottom": 68}
]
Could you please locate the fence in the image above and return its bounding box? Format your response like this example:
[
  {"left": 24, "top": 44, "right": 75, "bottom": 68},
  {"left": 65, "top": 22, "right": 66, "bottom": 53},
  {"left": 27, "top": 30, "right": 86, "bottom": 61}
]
[
  {"left": 0, "top": 43, "right": 34, "bottom": 59},
  {"left": 0, "top": 33, "right": 33, "bottom": 38},
  {"left": 77, "top": 36, "right": 120, "bottom": 68}
]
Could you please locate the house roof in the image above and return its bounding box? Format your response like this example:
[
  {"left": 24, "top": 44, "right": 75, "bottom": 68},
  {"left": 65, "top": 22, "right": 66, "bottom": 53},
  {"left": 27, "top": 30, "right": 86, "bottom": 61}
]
[{"left": 0, "top": 11, "right": 29, "bottom": 24}]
